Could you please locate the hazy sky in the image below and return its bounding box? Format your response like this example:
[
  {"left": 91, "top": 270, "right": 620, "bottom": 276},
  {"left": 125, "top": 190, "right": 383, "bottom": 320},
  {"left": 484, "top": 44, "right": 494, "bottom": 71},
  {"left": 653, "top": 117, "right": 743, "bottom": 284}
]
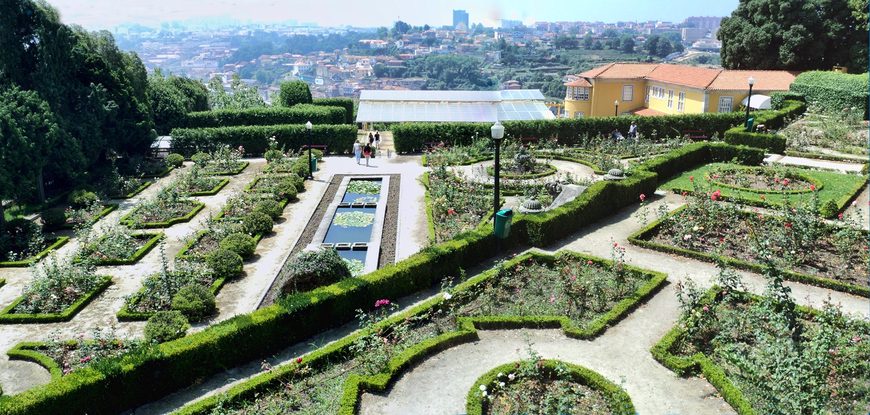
[{"left": 45, "top": 0, "right": 739, "bottom": 30}]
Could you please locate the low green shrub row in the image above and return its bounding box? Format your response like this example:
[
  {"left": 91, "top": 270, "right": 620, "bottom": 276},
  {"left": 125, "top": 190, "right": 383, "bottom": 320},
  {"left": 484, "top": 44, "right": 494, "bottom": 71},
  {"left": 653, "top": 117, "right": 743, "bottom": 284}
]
[
  {"left": 81, "top": 233, "right": 164, "bottom": 266},
  {"left": 170, "top": 124, "right": 357, "bottom": 156},
  {"left": 466, "top": 360, "right": 635, "bottom": 415},
  {"left": 627, "top": 206, "right": 870, "bottom": 297},
  {"left": 722, "top": 100, "right": 806, "bottom": 154},
  {"left": 0, "top": 276, "right": 113, "bottom": 324},
  {"left": 392, "top": 112, "right": 748, "bottom": 153},
  {"left": 183, "top": 178, "right": 229, "bottom": 196},
  {"left": 120, "top": 201, "right": 206, "bottom": 229},
  {"left": 7, "top": 342, "right": 65, "bottom": 380},
  {"left": 789, "top": 71, "right": 869, "bottom": 119},
  {"left": 0, "top": 237, "right": 71, "bottom": 268},
  {"left": 182, "top": 105, "right": 346, "bottom": 129},
  {"left": 313, "top": 98, "right": 355, "bottom": 124},
  {"left": 0, "top": 141, "right": 758, "bottom": 415},
  {"left": 769, "top": 91, "right": 805, "bottom": 110}
]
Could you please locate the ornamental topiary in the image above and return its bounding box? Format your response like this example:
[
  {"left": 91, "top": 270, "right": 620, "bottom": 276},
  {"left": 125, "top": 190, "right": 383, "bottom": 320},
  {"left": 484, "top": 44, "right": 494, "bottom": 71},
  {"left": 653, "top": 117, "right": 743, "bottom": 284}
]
[
  {"left": 279, "top": 248, "right": 351, "bottom": 294},
  {"left": 219, "top": 232, "right": 257, "bottom": 259},
  {"left": 252, "top": 199, "right": 283, "bottom": 221},
  {"left": 68, "top": 189, "right": 99, "bottom": 208},
  {"left": 290, "top": 173, "right": 305, "bottom": 192},
  {"left": 271, "top": 177, "right": 298, "bottom": 200},
  {"left": 278, "top": 80, "right": 313, "bottom": 107},
  {"left": 242, "top": 212, "right": 273, "bottom": 236},
  {"left": 206, "top": 248, "right": 244, "bottom": 280},
  {"left": 165, "top": 153, "right": 185, "bottom": 168},
  {"left": 144, "top": 310, "right": 189, "bottom": 343},
  {"left": 171, "top": 284, "right": 216, "bottom": 322}
]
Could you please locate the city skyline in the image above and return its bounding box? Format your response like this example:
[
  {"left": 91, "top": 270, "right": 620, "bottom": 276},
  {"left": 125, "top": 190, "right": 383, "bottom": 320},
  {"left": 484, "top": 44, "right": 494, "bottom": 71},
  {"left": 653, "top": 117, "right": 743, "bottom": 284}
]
[{"left": 46, "top": 0, "right": 738, "bottom": 30}]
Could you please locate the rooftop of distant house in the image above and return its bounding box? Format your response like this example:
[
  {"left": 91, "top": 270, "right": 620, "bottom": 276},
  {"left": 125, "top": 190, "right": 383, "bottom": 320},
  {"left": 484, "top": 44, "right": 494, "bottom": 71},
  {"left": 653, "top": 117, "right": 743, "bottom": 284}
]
[{"left": 571, "top": 63, "right": 799, "bottom": 91}]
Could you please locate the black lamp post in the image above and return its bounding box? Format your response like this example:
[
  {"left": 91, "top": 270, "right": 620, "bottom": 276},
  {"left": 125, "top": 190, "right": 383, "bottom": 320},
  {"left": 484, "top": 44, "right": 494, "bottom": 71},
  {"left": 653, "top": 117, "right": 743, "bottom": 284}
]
[
  {"left": 491, "top": 121, "right": 505, "bottom": 223},
  {"left": 305, "top": 121, "right": 313, "bottom": 179},
  {"left": 614, "top": 99, "right": 619, "bottom": 116},
  {"left": 745, "top": 77, "right": 755, "bottom": 129}
]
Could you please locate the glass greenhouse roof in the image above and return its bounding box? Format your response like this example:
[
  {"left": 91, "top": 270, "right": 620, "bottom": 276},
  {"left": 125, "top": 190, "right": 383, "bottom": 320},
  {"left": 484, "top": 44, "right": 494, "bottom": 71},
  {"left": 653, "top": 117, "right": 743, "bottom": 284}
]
[{"left": 356, "top": 89, "right": 554, "bottom": 122}]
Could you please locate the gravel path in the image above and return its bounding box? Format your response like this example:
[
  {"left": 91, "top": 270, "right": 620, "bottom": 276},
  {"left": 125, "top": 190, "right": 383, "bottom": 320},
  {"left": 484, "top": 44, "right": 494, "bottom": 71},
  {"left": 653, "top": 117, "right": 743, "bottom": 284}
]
[{"left": 764, "top": 154, "right": 866, "bottom": 173}]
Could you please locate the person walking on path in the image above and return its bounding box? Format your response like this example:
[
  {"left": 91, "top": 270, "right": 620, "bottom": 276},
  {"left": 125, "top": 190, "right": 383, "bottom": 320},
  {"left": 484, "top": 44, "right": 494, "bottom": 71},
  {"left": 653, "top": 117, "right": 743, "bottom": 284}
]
[
  {"left": 363, "top": 143, "right": 372, "bottom": 166},
  {"left": 628, "top": 121, "right": 638, "bottom": 139},
  {"left": 368, "top": 132, "right": 375, "bottom": 147},
  {"left": 374, "top": 131, "right": 381, "bottom": 148},
  {"left": 353, "top": 140, "right": 362, "bottom": 164}
]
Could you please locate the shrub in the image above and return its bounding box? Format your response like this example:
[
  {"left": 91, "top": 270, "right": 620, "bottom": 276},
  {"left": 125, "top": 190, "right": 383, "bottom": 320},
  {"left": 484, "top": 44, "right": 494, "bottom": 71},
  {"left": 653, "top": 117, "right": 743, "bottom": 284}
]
[
  {"left": 144, "top": 310, "right": 189, "bottom": 343},
  {"left": 171, "top": 284, "right": 216, "bottom": 322},
  {"left": 263, "top": 149, "right": 284, "bottom": 163},
  {"left": 165, "top": 153, "right": 185, "bottom": 168},
  {"left": 169, "top": 124, "right": 357, "bottom": 156},
  {"left": 0, "top": 218, "right": 44, "bottom": 260},
  {"left": 40, "top": 207, "right": 67, "bottom": 230},
  {"left": 219, "top": 233, "right": 257, "bottom": 259},
  {"left": 278, "top": 80, "right": 313, "bottom": 106},
  {"left": 68, "top": 190, "right": 99, "bottom": 208},
  {"left": 270, "top": 177, "right": 298, "bottom": 200},
  {"left": 252, "top": 199, "right": 284, "bottom": 221},
  {"left": 190, "top": 151, "right": 210, "bottom": 165},
  {"left": 182, "top": 105, "right": 345, "bottom": 128},
  {"left": 770, "top": 91, "right": 805, "bottom": 109},
  {"left": 819, "top": 199, "right": 839, "bottom": 218},
  {"left": 290, "top": 173, "right": 305, "bottom": 192},
  {"left": 723, "top": 128, "right": 787, "bottom": 153},
  {"left": 206, "top": 248, "right": 244, "bottom": 280},
  {"left": 313, "top": 97, "right": 355, "bottom": 124},
  {"left": 242, "top": 212, "right": 273, "bottom": 236},
  {"left": 279, "top": 248, "right": 351, "bottom": 293},
  {"left": 790, "top": 71, "right": 869, "bottom": 118}
]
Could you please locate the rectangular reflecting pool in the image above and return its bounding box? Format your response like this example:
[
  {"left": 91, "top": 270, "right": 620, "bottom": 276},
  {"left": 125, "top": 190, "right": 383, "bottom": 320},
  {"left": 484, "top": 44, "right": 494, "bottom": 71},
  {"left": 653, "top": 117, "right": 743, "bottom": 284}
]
[{"left": 341, "top": 179, "right": 382, "bottom": 204}]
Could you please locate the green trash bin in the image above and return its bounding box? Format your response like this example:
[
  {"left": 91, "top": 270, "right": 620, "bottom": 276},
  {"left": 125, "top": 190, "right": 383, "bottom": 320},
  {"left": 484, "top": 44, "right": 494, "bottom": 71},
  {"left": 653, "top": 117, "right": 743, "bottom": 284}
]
[
  {"left": 745, "top": 117, "right": 755, "bottom": 132},
  {"left": 494, "top": 209, "right": 513, "bottom": 239},
  {"left": 310, "top": 158, "right": 318, "bottom": 173}
]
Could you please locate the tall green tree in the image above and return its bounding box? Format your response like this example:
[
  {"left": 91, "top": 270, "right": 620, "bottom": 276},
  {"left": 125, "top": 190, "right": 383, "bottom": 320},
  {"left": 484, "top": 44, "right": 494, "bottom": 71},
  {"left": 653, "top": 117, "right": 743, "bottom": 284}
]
[
  {"left": 207, "top": 74, "right": 265, "bottom": 110},
  {"left": 278, "top": 80, "right": 313, "bottom": 107},
  {"left": 0, "top": 86, "right": 61, "bottom": 224},
  {"left": 718, "top": 0, "right": 868, "bottom": 70},
  {"left": 148, "top": 71, "right": 209, "bottom": 134},
  {"left": 621, "top": 36, "right": 636, "bottom": 53}
]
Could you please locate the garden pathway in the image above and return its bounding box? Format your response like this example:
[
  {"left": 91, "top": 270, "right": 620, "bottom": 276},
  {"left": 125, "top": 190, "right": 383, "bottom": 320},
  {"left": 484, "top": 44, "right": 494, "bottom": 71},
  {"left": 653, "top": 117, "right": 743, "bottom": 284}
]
[
  {"left": 448, "top": 158, "right": 599, "bottom": 185},
  {"left": 764, "top": 154, "right": 866, "bottom": 173}
]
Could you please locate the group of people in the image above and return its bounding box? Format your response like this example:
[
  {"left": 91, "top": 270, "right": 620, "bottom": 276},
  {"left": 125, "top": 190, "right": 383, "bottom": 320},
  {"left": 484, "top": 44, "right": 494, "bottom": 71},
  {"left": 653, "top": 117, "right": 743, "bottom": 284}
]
[
  {"left": 610, "top": 121, "right": 639, "bottom": 141},
  {"left": 353, "top": 131, "right": 380, "bottom": 166}
]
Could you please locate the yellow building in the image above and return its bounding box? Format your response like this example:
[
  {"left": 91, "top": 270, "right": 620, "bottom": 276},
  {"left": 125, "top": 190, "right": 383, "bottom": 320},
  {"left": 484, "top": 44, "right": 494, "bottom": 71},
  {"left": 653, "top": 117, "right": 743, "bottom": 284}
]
[{"left": 563, "top": 63, "right": 798, "bottom": 118}]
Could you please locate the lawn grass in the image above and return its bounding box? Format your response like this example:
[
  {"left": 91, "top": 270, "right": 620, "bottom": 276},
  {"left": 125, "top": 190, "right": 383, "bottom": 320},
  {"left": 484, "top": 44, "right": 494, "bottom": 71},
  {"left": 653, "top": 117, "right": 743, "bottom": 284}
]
[{"left": 661, "top": 163, "right": 867, "bottom": 216}]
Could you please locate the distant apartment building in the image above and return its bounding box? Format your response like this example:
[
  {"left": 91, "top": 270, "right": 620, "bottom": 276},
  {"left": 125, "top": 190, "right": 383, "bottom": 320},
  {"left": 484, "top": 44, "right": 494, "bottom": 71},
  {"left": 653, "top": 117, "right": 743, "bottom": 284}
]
[
  {"left": 501, "top": 19, "right": 524, "bottom": 29},
  {"left": 563, "top": 63, "right": 797, "bottom": 118},
  {"left": 453, "top": 10, "right": 469, "bottom": 31},
  {"left": 684, "top": 16, "right": 723, "bottom": 32},
  {"left": 681, "top": 27, "right": 708, "bottom": 44}
]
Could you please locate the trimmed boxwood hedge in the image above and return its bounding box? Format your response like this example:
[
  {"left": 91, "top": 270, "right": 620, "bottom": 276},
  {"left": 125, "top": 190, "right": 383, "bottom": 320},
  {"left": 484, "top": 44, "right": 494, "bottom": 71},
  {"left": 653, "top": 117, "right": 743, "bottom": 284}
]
[
  {"left": 182, "top": 178, "right": 230, "bottom": 196},
  {"left": 52, "top": 204, "right": 118, "bottom": 231},
  {"left": 466, "top": 360, "right": 635, "bottom": 415},
  {"left": 116, "top": 180, "right": 152, "bottom": 199},
  {"left": 0, "top": 276, "right": 112, "bottom": 324},
  {"left": 628, "top": 206, "right": 870, "bottom": 297},
  {"left": 0, "top": 141, "right": 764, "bottom": 415},
  {"left": 7, "top": 342, "right": 65, "bottom": 380},
  {"left": 120, "top": 201, "right": 205, "bottom": 229},
  {"left": 174, "top": 250, "right": 658, "bottom": 415},
  {"left": 723, "top": 100, "right": 807, "bottom": 154},
  {"left": 789, "top": 71, "right": 869, "bottom": 119},
  {"left": 313, "top": 98, "right": 355, "bottom": 124},
  {"left": 0, "top": 237, "right": 71, "bottom": 268},
  {"left": 79, "top": 233, "right": 164, "bottom": 266},
  {"left": 182, "top": 105, "right": 346, "bottom": 129},
  {"left": 117, "top": 274, "right": 227, "bottom": 322},
  {"left": 170, "top": 124, "right": 357, "bottom": 156}
]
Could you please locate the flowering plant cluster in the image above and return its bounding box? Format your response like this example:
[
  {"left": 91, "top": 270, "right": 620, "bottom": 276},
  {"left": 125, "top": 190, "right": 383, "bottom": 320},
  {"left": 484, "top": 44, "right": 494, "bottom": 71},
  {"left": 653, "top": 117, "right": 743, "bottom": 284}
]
[{"left": 13, "top": 256, "right": 103, "bottom": 314}]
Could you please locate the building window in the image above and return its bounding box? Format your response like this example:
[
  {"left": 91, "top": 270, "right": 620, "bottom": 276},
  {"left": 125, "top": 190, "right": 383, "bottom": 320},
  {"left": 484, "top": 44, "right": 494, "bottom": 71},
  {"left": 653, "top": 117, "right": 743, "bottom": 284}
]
[
  {"left": 667, "top": 90, "right": 674, "bottom": 108},
  {"left": 569, "top": 87, "right": 589, "bottom": 101},
  {"left": 622, "top": 85, "right": 633, "bottom": 101},
  {"left": 719, "top": 96, "right": 733, "bottom": 112},
  {"left": 575, "top": 111, "right": 584, "bottom": 118},
  {"left": 677, "top": 91, "right": 685, "bottom": 112},
  {"left": 646, "top": 86, "right": 650, "bottom": 103}
]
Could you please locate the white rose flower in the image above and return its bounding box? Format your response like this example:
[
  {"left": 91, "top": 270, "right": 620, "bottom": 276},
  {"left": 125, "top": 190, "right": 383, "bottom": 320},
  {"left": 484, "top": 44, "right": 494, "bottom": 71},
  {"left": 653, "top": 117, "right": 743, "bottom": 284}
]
[
  {"left": 479, "top": 384, "right": 487, "bottom": 391},
  {"left": 443, "top": 292, "right": 453, "bottom": 300},
  {"left": 497, "top": 372, "right": 503, "bottom": 378},
  {"left": 692, "top": 225, "right": 699, "bottom": 232},
  {"left": 499, "top": 382, "right": 505, "bottom": 387},
  {"left": 508, "top": 373, "right": 515, "bottom": 380}
]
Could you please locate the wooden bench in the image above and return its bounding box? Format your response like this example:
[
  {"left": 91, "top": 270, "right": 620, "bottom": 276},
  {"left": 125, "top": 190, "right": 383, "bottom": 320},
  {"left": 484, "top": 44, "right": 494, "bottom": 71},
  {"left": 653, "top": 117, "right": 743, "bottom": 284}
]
[
  {"left": 300, "top": 144, "right": 328, "bottom": 154},
  {"left": 682, "top": 130, "right": 708, "bottom": 140}
]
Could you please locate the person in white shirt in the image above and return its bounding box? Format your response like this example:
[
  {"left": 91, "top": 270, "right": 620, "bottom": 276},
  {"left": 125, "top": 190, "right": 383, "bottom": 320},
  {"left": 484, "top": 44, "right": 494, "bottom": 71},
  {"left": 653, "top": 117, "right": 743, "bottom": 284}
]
[
  {"left": 353, "top": 141, "right": 362, "bottom": 164},
  {"left": 628, "top": 121, "right": 638, "bottom": 139}
]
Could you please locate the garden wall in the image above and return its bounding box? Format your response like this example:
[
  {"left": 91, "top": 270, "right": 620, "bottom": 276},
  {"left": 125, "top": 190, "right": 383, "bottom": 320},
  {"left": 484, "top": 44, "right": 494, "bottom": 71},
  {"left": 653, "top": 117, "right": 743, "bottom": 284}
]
[
  {"left": 182, "top": 104, "right": 346, "bottom": 128},
  {"left": 0, "top": 141, "right": 764, "bottom": 415},
  {"left": 789, "top": 71, "right": 869, "bottom": 119},
  {"left": 169, "top": 124, "right": 357, "bottom": 156}
]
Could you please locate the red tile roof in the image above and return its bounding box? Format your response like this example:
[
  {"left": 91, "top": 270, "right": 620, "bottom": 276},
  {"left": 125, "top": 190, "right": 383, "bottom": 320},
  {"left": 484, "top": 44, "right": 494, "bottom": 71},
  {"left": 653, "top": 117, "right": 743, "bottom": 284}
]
[
  {"left": 707, "top": 70, "right": 799, "bottom": 91},
  {"left": 631, "top": 107, "right": 666, "bottom": 116},
  {"left": 564, "top": 78, "right": 592, "bottom": 87},
  {"left": 646, "top": 64, "right": 722, "bottom": 89},
  {"left": 580, "top": 63, "right": 659, "bottom": 79}
]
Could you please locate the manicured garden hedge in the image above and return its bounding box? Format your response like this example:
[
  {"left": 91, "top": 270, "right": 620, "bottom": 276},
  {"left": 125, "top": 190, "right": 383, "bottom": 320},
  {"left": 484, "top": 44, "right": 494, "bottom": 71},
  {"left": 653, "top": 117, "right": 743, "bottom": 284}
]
[
  {"left": 170, "top": 124, "right": 357, "bottom": 156},
  {"left": 120, "top": 201, "right": 205, "bottom": 229},
  {"left": 0, "top": 141, "right": 763, "bottom": 415},
  {"left": 0, "top": 237, "right": 71, "bottom": 268},
  {"left": 466, "top": 360, "right": 635, "bottom": 415},
  {"left": 182, "top": 105, "right": 346, "bottom": 129},
  {"left": 313, "top": 98, "right": 355, "bottom": 124},
  {"left": 769, "top": 91, "right": 804, "bottom": 110},
  {"left": 789, "top": 71, "right": 869, "bottom": 119},
  {"left": 722, "top": 99, "right": 807, "bottom": 154},
  {"left": 392, "top": 112, "right": 748, "bottom": 153},
  {"left": 81, "top": 234, "right": 164, "bottom": 266},
  {"left": 0, "top": 276, "right": 112, "bottom": 324}
]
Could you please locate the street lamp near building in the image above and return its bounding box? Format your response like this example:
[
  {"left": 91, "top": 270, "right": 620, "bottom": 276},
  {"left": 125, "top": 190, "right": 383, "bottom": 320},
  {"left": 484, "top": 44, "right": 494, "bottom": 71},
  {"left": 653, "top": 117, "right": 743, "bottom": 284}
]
[
  {"left": 305, "top": 121, "right": 313, "bottom": 179},
  {"left": 614, "top": 100, "right": 619, "bottom": 116},
  {"left": 745, "top": 77, "right": 755, "bottom": 130},
  {"left": 490, "top": 121, "right": 505, "bottom": 223}
]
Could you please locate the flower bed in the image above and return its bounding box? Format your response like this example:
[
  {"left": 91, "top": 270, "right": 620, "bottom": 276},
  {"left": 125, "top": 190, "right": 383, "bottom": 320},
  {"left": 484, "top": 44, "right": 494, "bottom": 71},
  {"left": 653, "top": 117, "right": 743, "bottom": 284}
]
[
  {"left": 485, "top": 163, "right": 557, "bottom": 180},
  {"left": 107, "top": 177, "right": 152, "bottom": 199},
  {"left": 424, "top": 169, "right": 492, "bottom": 243},
  {"left": 118, "top": 263, "right": 220, "bottom": 321},
  {"left": 177, "top": 176, "right": 229, "bottom": 197},
  {"left": 0, "top": 236, "right": 70, "bottom": 268},
  {"left": 652, "top": 283, "right": 870, "bottom": 415},
  {"left": 0, "top": 258, "right": 112, "bottom": 323},
  {"left": 661, "top": 163, "right": 867, "bottom": 217},
  {"left": 244, "top": 175, "right": 299, "bottom": 201},
  {"left": 467, "top": 359, "right": 634, "bottom": 415},
  {"left": 199, "top": 161, "right": 248, "bottom": 176},
  {"left": 629, "top": 192, "right": 869, "bottom": 296},
  {"left": 172, "top": 250, "right": 664, "bottom": 415},
  {"left": 121, "top": 198, "right": 205, "bottom": 229},
  {"left": 8, "top": 328, "right": 144, "bottom": 378},
  {"left": 78, "top": 233, "right": 163, "bottom": 265},
  {"left": 217, "top": 193, "right": 276, "bottom": 220}
]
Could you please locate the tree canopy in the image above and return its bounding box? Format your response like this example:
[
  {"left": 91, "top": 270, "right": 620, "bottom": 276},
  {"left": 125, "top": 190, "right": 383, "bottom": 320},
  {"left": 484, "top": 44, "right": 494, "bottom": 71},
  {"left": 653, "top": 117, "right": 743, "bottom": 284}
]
[
  {"left": 148, "top": 71, "right": 210, "bottom": 134},
  {"left": 718, "top": 0, "right": 868, "bottom": 70}
]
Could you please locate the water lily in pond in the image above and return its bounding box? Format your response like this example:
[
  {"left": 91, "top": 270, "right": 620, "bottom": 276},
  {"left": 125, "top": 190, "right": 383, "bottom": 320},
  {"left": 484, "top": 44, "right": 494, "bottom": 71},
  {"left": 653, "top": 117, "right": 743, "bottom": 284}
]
[
  {"left": 346, "top": 180, "right": 381, "bottom": 195},
  {"left": 343, "top": 258, "right": 365, "bottom": 276},
  {"left": 333, "top": 211, "right": 375, "bottom": 228}
]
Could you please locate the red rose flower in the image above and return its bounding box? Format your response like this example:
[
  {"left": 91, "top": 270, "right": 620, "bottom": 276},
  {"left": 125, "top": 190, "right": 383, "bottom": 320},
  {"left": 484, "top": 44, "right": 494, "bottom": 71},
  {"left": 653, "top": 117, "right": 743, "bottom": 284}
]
[{"left": 639, "top": 193, "right": 646, "bottom": 202}]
